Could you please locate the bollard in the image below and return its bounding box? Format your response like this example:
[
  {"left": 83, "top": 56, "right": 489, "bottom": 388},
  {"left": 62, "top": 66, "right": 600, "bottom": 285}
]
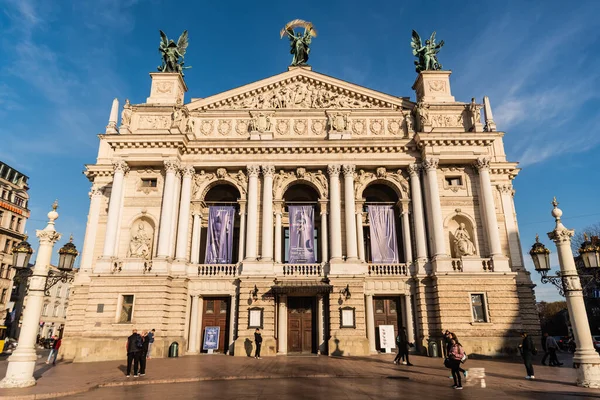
[{"left": 168, "top": 342, "right": 179, "bottom": 358}]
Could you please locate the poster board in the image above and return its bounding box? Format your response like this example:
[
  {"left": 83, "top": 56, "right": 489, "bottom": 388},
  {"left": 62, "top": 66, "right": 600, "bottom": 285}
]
[
  {"left": 378, "top": 325, "right": 395, "bottom": 353},
  {"left": 203, "top": 326, "right": 220, "bottom": 352}
]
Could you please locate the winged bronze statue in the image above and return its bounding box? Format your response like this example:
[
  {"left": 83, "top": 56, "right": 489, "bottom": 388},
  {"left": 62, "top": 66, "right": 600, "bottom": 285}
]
[
  {"left": 411, "top": 30, "right": 444, "bottom": 73},
  {"left": 280, "top": 19, "right": 317, "bottom": 66},
  {"left": 158, "top": 30, "right": 191, "bottom": 75}
]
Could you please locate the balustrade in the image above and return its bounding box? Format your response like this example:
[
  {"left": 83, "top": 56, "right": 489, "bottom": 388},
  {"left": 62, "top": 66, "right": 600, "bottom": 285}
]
[
  {"left": 197, "top": 264, "right": 239, "bottom": 277},
  {"left": 367, "top": 263, "right": 408, "bottom": 276}
]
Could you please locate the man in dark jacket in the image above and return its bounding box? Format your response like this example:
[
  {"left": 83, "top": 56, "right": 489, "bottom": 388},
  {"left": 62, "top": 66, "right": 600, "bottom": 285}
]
[
  {"left": 139, "top": 331, "right": 150, "bottom": 376},
  {"left": 519, "top": 331, "right": 536, "bottom": 379},
  {"left": 541, "top": 332, "right": 549, "bottom": 365},
  {"left": 254, "top": 328, "right": 263, "bottom": 359},
  {"left": 393, "top": 327, "right": 413, "bottom": 366},
  {"left": 126, "top": 329, "right": 143, "bottom": 377}
]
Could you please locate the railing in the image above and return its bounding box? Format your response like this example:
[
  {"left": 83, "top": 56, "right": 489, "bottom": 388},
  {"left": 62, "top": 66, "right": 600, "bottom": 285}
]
[
  {"left": 451, "top": 258, "right": 494, "bottom": 272},
  {"left": 482, "top": 259, "right": 494, "bottom": 272},
  {"left": 367, "top": 263, "right": 408, "bottom": 276},
  {"left": 197, "top": 264, "right": 239, "bottom": 277},
  {"left": 451, "top": 259, "right": 463, "bottom": 272},
  {"left": 281, "top": 263, "right": 324, "bottom": 277}
]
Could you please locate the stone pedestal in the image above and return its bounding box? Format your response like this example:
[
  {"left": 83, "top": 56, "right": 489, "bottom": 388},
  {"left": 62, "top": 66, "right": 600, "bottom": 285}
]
[
  {"left": 412, "top": 71, "right": 455, "bottom": 103},
  {"left": 147, "top": 73, "right": 188, "bottom": 105},
  {"left": 249, "top": 132, "right": 273, "bottom": 140}
]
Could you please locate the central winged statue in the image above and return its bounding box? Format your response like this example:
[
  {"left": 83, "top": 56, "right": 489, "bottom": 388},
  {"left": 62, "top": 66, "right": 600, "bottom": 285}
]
[
  {"left": 411, "top": 30, "right": 444, "bottom": 73},
  {"left": 158, "top": 30, "right": 191, "bottom": 76},
  {"left": 280, "top": 19, "right": 317, "bottom": 66}
]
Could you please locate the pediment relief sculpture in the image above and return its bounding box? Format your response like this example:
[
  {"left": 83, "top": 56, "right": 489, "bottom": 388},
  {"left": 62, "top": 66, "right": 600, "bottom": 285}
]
[
  {"left": 272, "top": 168, "right": 328, "bottom": 199},
  {"left": 326, "top": 111, "right": 349, "bottom": 133},
  {"left": 249, "top": 111, "right": 274, "bottom": 133},
  {"left": 354, "top": 168, "right": 409, "bottom": 199}
]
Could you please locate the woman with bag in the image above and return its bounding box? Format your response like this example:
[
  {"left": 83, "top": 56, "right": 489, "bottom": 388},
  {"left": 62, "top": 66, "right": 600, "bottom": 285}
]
[{"left": 447, "top": 338, "right": 465, "bottom": 390}]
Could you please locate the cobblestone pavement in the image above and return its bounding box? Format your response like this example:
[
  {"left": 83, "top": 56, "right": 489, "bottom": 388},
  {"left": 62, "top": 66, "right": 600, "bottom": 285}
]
[{"left": 0, "top": 352, "right": 598, "bottom": 399}]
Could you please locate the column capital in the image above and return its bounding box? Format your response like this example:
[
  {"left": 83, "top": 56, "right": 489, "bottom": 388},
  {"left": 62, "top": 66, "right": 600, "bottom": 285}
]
[
  {"left": 274, "top": 201, "right": 284, "bottom": 215},
  {"left": 180, "top": 165, "right": 196, "bottom": 177},
  {"left": 89, "top": 185, "right": 104, "bottom": 198},
  {"left": 327, "top": 164, "right": 341, "bottom": 177},
  {"left": 247, "top": 165, "right": 261, "bottom": 177},
  {"left": 318, "top": 200, "right": 328, "bottom": 215},
  {"left": 342, "top": 164, "right": 356, "bottom": 177},
  {"left": 407, "top": 163, "right": 421, "bottom": 176},
  {"left": 261, "top": 165, "right": 276, "bottom": 177},
  {"left": 164, "top": 159, "right": 181, "bottom": 173},
  {"left": 112, "top": 160, "right": 130, "bottom": 174},
  {"left": 398, "top": 199, "right": 411, "bottom": 214},
  {"left": 497, "top": 183, "right": 515, "bottom": 196},
  {"left": 355, "top": 201, "right": 364, "bottom": 214},
  {"left": 474, "top": 157, "right": 491, "bottom": 171},
  {"left": 422, "top": 158, "right": 439, "bottom": 171}
]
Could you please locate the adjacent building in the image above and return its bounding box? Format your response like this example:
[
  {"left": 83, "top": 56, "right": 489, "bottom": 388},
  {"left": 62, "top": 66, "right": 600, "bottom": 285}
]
[
  {"left": 62, "top": 61, "right": 540, "bottom": 362},
  {"left": 0, "top": 162, "right": 30, "bottom": 317}
]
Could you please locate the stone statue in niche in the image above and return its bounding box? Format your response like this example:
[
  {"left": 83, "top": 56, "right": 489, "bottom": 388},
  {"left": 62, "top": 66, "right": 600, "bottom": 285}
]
[
  {"left": 129, "top": 223, "right": 152, "bottom": 259},
  {"left": 467, "top": 98, "right": 481, "bottom": 131},
  {"left": 453, "top": 223, "right": 476, "bottom": 257}
]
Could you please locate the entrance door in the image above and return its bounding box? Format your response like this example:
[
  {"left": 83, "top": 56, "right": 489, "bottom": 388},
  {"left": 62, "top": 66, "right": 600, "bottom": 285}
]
[
  {"left": 201, "top": 297, "right": 229, "bottom": 353},
  {"left": 373, "top": 297, "right": 401, "bottom": 351},
  {"left": 287, "top": 297, "right": 315, "bottom": 353}
]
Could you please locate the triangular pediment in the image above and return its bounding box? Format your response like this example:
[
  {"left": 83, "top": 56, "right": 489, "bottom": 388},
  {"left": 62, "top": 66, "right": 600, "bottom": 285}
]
[{"left": 187, "top": 68, "right": 412, "bottom": 112}]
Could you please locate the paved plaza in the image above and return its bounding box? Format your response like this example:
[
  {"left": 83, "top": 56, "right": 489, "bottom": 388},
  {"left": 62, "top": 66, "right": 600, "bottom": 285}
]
[{"left": 1, "top": 352, "right": 598, "bottom": 399}]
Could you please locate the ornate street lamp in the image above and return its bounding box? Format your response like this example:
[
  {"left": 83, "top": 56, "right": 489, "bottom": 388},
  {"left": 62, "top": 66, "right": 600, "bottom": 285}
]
[
  {"left": 579, "top": 234, "right": 600, "bottom": 269},
  {"left": 528, "top": 198, "right": 600, "bottom": 388},
  {"left": 11, "top": 238, "right": 33, "bottom": 270}
]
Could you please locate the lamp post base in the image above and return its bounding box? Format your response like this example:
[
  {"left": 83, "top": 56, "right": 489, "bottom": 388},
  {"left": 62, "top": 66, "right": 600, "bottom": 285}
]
[
  {"left": 574, "top": 350, "right": 600, "bottom": 388},
  {"left": 0, "top": 352, "right": 37, "bottom": 388}
]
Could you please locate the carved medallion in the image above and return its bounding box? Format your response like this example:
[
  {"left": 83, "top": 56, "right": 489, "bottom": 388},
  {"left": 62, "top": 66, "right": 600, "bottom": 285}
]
[
  {"left": 217, "top": 120, "right": 231, "bottom": 136},
  {"left": 293, "top": 119, "right": 308, "bottom": 135},
  {"left": 370, "top": 119, "right": 383, "bottom": 135},
  {"left": 249, "top": 111, "right": 273, "bottom": 133},
  {"left": 200, "top": 120, "right": 213, "bottom": 136},
  {"left": 387, "top": 119, "right": 402, "bottom": 135},
  {"left": 352, "top": 119, "right": 366, "bottom": 135},
  {"left": 276, "top": 119, "right": 289, "bottom": 135},
  {"left": 428, "top": 80, "right": 446, "bottom": 92},
  {"left": 155, "top": 82, "right": 174, "bottom": 94},
  {"left": 235, "top": 120, "right": 249, "bottom": 135},
  {"left": 311, "top": 120, "right": 325, "bottom": 135}
]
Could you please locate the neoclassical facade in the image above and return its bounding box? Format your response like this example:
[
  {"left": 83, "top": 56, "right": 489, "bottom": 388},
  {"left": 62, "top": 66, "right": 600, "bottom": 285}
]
[{"left": 62, "top": 66, "right": 539, "bottom": 362}]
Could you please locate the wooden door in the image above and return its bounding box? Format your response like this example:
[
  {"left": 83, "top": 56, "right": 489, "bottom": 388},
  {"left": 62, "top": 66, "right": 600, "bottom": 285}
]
[
  {"left": 287, "top": 297, "right": 315, "bottom": 353},
  {"left": 201, "top": 297, "right": 229, "bottom": 353},
  {"left": 373, "top": 297, "right": 401, "bottom": 351}
]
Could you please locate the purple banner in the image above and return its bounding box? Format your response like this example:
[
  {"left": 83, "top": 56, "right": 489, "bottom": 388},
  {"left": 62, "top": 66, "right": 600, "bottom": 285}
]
[
  {"left": 368, "top": 206, "right": 399, "bottom": 263},
  {"left": 205, "top": 206, "right": 235, "bottom": 264},
  {"left": 288, "top": 205, "right": 315, "bottom": 263}
]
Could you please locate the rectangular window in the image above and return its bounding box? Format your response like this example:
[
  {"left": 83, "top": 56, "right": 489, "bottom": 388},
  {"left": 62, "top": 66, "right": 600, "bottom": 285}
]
[
  {"left": 10, "top": 216, "right": 16, "bottom": 230},
  {"left": 3, "top": 240, "right": 10, "bottom": 252},
  {"left": 16, "top": 218, "right": 22, "bottom": 231},
  {"left": 141, "top": 178, "right": 158, "bottom": 188},
  {"left": 14, "top": 197, "right": 24, "bottom": 207},
  {"left": 471, "top": 293, "right": 488, "bottom": 323},
  {"left": 119, "top": 295, "right": 135, "bottom": 323},
  {"left": 445, "top": 176, "right": 463, "bottom": 186}
]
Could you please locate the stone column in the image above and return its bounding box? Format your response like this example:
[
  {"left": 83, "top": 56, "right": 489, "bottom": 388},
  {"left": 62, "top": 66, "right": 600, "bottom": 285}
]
[
  {"left": 81, "top": 185, "right": 104, "bottom": 273},
  {"left": 261, "top": 165, "right": 275, "bottom": 261},
  {"left": 407, "top": 164, "right": 427, "bottom": 262},
  {"left": 355, "top": 201, "right": 365, "bottom": 262},
  {"left": 157, "top": 160, "right": 180, "bottom": 258},
  {"left": 245, "top": 165, "right": 260, "bottom": 260},
  {"left": 423, "top": 158, "right": 447, "bottom": 257},
  {"left": 188, "top": 295, "right": 200, "bottom": 353},
  {"left": 274, "top": 202, "right": 283, "bottom": 264},
  {"left": 169, "top": 171, "right": 182, "bottom": 257},
  {"left": 365, "top": 294, "right": 376, "bottom": 354},
  {"left": 319, "top": 201, "right": 329, "bottom": 263},
  {"left": 498, "top": 184, "right": 523, "bottom": 267},
  {"left": 190, "top": 210, "right": 202, "bottom": 264},
  {"left": 102, "top": 161, "right": 129, "bottom": 258},
  {"left": 228, "top": 293, "right": 237, "bottom": 355},
  {"left": 175, "top": 166, "right": 195, "bottom": 261},
  {"left": 237, "top": 201, "right": 246, "bottom": 263},
  {"left": 327, "top": 165, "right": 342, "bottom": 260},
  {"left": 343, "top": 165, "right": 358, "bottom": 261},
  {"left": 404, "top": 294, "right": 415, "bottom": 344},
  {"left": 196, "top": 297, "right": 204, "bottom": 353},
  {"left": 475, "top": 158, "right": 502, "bottom": 257},
  {"left": 317, "top": 295, "right": 325, "bottom": 354},
  {"left": 400, "top": 200, "right": 413, "bottom": 264},
  {"left": 278, "top": 295, "right": 287, "bottom": 354}
]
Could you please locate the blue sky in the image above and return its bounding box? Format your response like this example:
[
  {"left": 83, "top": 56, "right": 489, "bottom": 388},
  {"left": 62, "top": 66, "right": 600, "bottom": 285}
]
[{"left": 1, "top": 0, "right": 599, "bottom": 302}]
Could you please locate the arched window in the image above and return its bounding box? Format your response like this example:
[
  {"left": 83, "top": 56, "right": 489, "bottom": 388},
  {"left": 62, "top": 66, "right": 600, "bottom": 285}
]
[
  {"left": 282, "top": 183, "right": 320, "bottom": 263},
  {"left": 53, "top": 305, "right": 59, "bottom": 317},
  {"left": 42, "top": 303, "right": 49, "bottom": 316}
]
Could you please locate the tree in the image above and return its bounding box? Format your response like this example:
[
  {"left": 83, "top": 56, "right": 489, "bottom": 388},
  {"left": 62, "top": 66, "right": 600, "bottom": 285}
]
[{"left": 537, "top": 301, "right": 569, "bottom": 335}]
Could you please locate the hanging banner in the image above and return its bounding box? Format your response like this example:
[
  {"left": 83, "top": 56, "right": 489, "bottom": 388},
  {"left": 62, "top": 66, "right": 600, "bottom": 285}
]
[
  {"left": 205, "top": 206, "right": 235, "bottom": 264},
  {"left": 368, "top": 205, "right": 399, "bottom": 263},
  {"left": 288, "top": 205, "right": 315, "bottom": 263}
]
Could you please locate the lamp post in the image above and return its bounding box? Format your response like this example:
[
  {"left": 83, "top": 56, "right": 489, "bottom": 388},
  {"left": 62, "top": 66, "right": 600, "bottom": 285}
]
[
  {"left": 528, "top": 198, "right": 600, "bottom": 388},
  {"left": 0, "top": 201, "right": 78, "bottom": 388}
]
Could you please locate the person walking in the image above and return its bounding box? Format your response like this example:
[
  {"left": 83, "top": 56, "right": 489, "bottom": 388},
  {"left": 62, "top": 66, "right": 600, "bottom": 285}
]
[
  {"left": 139, "top": 331, "right": 150, "bottom": 376},
  {"left": 546, "top": 334, "right": 563, "bottom": 367},
  {"left": 541, "top": 332, "right": 549, "bottom": 365},
  {"left": 519, "top": 331, "right": 536, "bottom": 379},
  {"left": 46, "top": 336, "right": 61, "bottom": 365},
  {"left": 126, "top": 329, "right": 143, "bottom": 377},
  {"left": 448, "top": 338, "right": 465, "bottom": 390},
  {"left": 393, "top": 327, "right": 412, "bottom": 366},
  {"left": 146, "top": 329, "right": 155, "bottom": 359},
  {"left": 254, "top": 328, "right": 263, "bottom": 359}
]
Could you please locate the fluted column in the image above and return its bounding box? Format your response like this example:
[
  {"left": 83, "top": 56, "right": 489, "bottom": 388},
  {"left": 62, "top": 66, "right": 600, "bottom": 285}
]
[
  {"left": 400, "top": 200, "right": 413, "bottom": 264},
  {"left": 169, "top": 170, "right": 182, "bottom": 257},
  {"left": 175, "top": 166, "right": 195, "bottom": 261},
  {"left": 190, "top": 210, "right": 202, "bottom": 264},
  {"left": 81, "top": 185, "right": 104, "bottom": 273},
  {"left": 423, "top": 158, "right": 447, "bottom": 257},
  {"left": 408, "top": 164, "right": 427, "bottom": 262},
  {"left": 327, "top": 165, "right": 342, "bottom": 260},
  {"left": 237, "top": 201, "right": 246, "bottom": 263},
  {"left": 102, "top": 161, "right": 129, "bottom": 258},
  {"left": 245, "top": 165, "right": 260, "bottom": 260},
  {"left": 355, "top": 201, "right": 365, "bottom": 262},
  {"left": 157, "top": 160, "right": 180, "bottom": 258},
  {"left": 261, "top": 165, "right": 275, "bottom": 261},
  {"left": 319, "top": 201, "right": 328, "bottom": 263},
  {"left": 274, "top": 202, "right": 283, "bottom": 263},
  {"left": 188, "top": 295, "right": 199, "bottom": 353},
  {"left": 475, "top": 158, "right": 502, "bottom": 257},
  {"left": 343, "top": 165, "right": 358, "bottom": 261},
  {"left": 365, "top": 294, "right": 376, "bottom": 354}
]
